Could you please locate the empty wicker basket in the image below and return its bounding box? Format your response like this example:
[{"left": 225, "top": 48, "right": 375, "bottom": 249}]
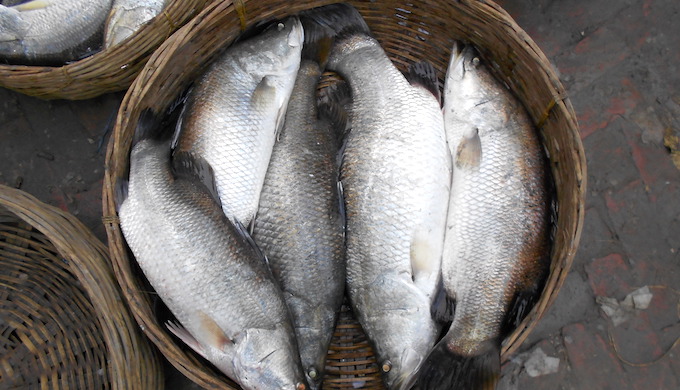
[
  {"left": 0, "top": 0, "right": 211, "bottom": 100},
  {"left": 0, "top": 185, "right": 163, "bottom": 389},
  {"left": 102, "top": 0, "right": 586, "bottom": 388}
]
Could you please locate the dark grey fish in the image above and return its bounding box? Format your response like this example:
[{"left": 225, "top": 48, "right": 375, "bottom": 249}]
[
  {"left": 252, "top": 58, "right": 345, "bottom": 390},
  {"left": 416, "top": 42, "right": 552, "bottom": 390}
]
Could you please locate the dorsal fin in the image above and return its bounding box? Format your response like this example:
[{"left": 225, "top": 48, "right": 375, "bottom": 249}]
[
  {"left": 300, "top": 2, "right": 371, "bottom": 50},
  {"left": 172, "top": 152, "right": 221, "bottom": 207},
  {"left": 318, "top": 77, "right": 351, "bottom": 143},
  {"left": 407, "top": 61, "right": 441, "bottom": 104},
  {"left": 234, "top": 218, "right": 270, "bottom": 269}
]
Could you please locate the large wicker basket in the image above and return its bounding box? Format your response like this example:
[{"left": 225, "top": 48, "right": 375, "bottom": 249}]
[
  {"left": 0, "top": 0, "right": 211, "bottom": 100},
  {"left": 102, "top": 0, "right": 586, "bottom": 388},
  {"left": 0, "top": 184, "right": 163, "bottom": 389}
]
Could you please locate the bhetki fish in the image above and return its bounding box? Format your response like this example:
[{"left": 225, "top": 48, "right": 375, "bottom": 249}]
[
  {"left": 0, "top": 0, "right": 112, "bottom": 65},
  {"left": 301, "top": 4, "right": 451, "bottom": 389},
  {"left": 117, "top": 111, "right": 308, "bottom": 390},
  {"left": 174, "top": 17, "right": 303, "bottom": 227},
  {"left": 415, "top": 42, "right": 552, "bottom": 390},
  {"left": 252, "top": 53, "right": 346, "bottom": 389},
  {"left": 104, "top": 0, "right": 169, "bottom": 48}
]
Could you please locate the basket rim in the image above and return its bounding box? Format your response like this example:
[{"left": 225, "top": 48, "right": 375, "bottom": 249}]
[
  {"left": 0, "top": 184, "right": 163, "bottom": 390},
  {"left": 102, "top": 0, "right": 586, "bottom": 388},
  {"left": 0, "top": 0, "right": 212, "bottom": 100}
]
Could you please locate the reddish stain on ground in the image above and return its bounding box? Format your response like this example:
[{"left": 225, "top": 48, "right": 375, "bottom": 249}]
[
  {"left": 579, "top": 78, "right": 642, "bottom": 139},
  {"left": 568, "top": 6, "right": 585, "bottom": 18},
  {"left": 643, "top": 0, "right": 653, "bottom": 17},
  {"left": 578, "top": 108, "right": 610, "bottom": 139},
  {"left": 604, "top": 192, "right": 625, "bottom": 213},
  {"left": 586, "top": 253, "right": 631, "bottom": 297},
  {"left": 627, "top": 139, "right": 657, "bottom": 189}
]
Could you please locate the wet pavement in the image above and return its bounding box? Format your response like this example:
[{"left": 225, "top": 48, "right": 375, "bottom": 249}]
[{"left": 1, "top": 0, "right": 679, "bottom": 388}]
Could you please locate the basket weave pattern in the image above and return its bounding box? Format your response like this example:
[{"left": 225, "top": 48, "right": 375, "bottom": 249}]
[
  {"left": 103, "top": 1, "right": 586, "bottom": 388},
  {"left": 0, "top": 185, "right": 163, "bottom": 390}
]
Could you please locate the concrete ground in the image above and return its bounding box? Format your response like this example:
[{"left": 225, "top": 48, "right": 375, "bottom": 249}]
[{"left": 1, "top": 0, "right": 679, "bottom": 388}]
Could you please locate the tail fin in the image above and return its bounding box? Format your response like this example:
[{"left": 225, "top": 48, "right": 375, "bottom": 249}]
[
  {"left": 407, "top": 61, "right": 442, "bottom": 104},
  {"left": 415, "top": 338, "right": 500, "bottom": 390},
  {"left": 317, "top": 78, "right": 350, "bottom": 143},
  {"left": 300, "top": 3, "right": 370, "bottom": 39},
  {"left": 131, "top": 109, "right": 165, "bottom": 147}
]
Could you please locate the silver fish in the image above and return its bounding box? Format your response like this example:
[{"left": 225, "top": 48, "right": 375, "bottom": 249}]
[
  {"left": 117, "top": 113, "right": 308, "bottom": 390},
  {"left": 104, "top": 0, "right": 169, "bottom": 48},
  {"left": 416, "top": 42, "right": 551, "bottom": 390},
  {"left": 0, "top": 0, "right": 112, "bottom": 65},
  {"left": 302, "top": 4, "right": 451, "bottom": 389},
  {"left": 252, "top": 59, "right": 346, "bottom": 390},
  {"left": 175, "top": 17, "right": 303, "bottom": 227}
]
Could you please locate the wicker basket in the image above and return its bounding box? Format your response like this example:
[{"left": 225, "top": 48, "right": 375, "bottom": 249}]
[
  {"left": 102, "top": 0, "right": 586, "bottom": 388},
  {"left": 0, "top": 185, "right": 163, "bottom": 389},
  {"left": 0, "top": 0, "right": 212, "bottom": 100}
]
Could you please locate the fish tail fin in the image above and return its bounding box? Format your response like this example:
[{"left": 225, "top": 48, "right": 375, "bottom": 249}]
[
  {"left": 300, "top": 3, "right": 370, "bottom": 43},
  {"left": 415, "top": 338, "right": 500, "bottom": 390},
  {"left": 133, "top": 86, "right": 191, "bottom": 147},
  {"left": 132, "top": 109, "right": 165, "bottom": 146},
  {"left": 300, "top": 19, "right": 333, "bottom": 68},
  {"left": 317, "top": 78, "right": 350, "bottom": 142},
  {"left": 407, "top": 61, "right": 442, "bottom": 104}
]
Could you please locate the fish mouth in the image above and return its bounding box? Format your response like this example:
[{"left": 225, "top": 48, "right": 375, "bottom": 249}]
[
  {"left": 287, "top": 17, "right": 304, "bottom": 48},
  {"left": 447, "top": 41, "right": 477, "bottom": 81}
]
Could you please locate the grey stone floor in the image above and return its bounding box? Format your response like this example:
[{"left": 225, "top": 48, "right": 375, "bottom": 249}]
[{"left": 1, "top": 0, "right": 679, "bottom": 388}]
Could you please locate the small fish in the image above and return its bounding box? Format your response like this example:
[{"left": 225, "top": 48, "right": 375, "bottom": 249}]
[
  {"left": 104, "top": 0, "right": 169, "bottom": 48},
  {"left": 117, "top": 111, "right": 308, "bottom": 390},
  {"left": 301, "top": 4, "right": 451, "bottom": 389},
  {"left": 252, "top": 54, "right": 346, "bottom": 389},
  {"left": 174, "top": 17, "right": 303, "bottom": 227},
  {"left": 0, "top": 0, "right": 112, "bottom": 65},
  {"left": 415, "top": 42, "right": 552, "bottom": 390}
]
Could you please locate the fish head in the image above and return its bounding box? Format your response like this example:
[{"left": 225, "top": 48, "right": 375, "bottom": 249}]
[
  {"left": 444, "top": 42, "right": 500, "bottom": 116},
  {"left": 230, "top": 327, "right": 309, "bottom": 390},
  {"left": 240, "top": 16, "right": 303, "bottom": 79},
  {"left": 381, "top": 346, "right": 427, "bottom": 390},
  {"left": 295, "top": 327, "right": 329, "bottom": 390}
]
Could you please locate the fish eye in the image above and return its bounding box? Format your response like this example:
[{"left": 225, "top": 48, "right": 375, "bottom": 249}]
[
  {"left": 381, "top": 360, "right": 392, "bottom": 372},
  {"left": 308, "top": 367, "right": 318, "bottom": 379},
  {"left": 472, "top": 57, "right": 480, "bottom": 68},
  {"left": 277, "top": 22, "right": 285, "bottom": 31}
]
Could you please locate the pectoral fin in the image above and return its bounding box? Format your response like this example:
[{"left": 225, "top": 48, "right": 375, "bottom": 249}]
[
  {"left": 196, "top": 311, "right": 234, "bottom": 350},
  {"left": 251, "top": 75, "right": 288, "bottom": 140},
  {"left": 12, "top": 0, "right": 53, "bottom": 11},
  {"left": 455, "top": 127, "right": 482, "bottom": 169},
  {"left": 166, "top": 321, "right": 209, "bottom": 358},
  {"left": 166, "top": 311, "right": 234, "bottom": 357},
  {"left": 410, "top": 229, "right": 442, "bottom": 298}
]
